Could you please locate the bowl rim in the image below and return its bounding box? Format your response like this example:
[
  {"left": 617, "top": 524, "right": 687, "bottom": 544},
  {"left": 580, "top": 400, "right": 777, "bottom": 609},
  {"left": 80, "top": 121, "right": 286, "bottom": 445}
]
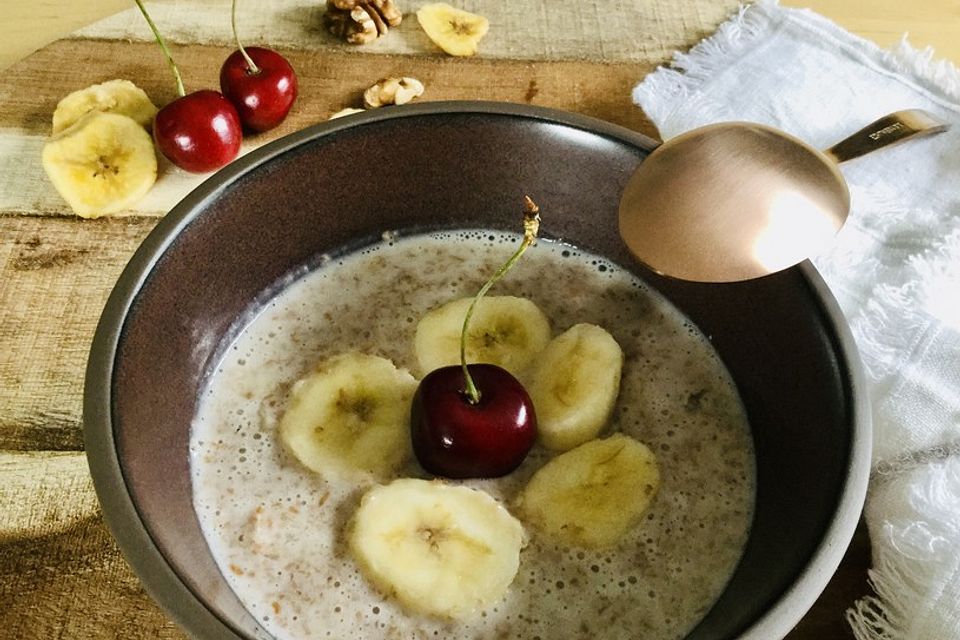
[
  {"left": 83, "top": 100, "right": 871, "bottom": 640},
  {"left": 736, "top": 270, "right": 871, "bottom": 640}
]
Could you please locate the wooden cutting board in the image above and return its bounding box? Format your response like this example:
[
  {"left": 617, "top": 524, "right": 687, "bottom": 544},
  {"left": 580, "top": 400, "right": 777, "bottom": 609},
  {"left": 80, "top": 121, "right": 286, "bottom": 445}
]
[{"left": 0, "top": 1, "right": 876, "bottom": 637}]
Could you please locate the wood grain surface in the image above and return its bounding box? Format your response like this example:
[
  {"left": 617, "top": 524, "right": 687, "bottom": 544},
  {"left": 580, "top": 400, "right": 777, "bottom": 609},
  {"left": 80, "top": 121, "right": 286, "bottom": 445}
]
[
  {"left": 0, "top": 41, "right": 662, "bottom": 455},
  {"left": 4, "top": 0, "right": 959, "bottom": 71},
  {"left": 5, "top": 0, "right": 954, "bottom": 638}
]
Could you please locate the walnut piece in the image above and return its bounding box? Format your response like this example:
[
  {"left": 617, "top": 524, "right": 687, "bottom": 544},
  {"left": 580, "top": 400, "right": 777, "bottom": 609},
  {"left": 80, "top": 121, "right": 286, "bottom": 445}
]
[
  {"left": 324, "top": 0, "right": 403, "bottom": 45},
  {"left": 363, "top": 77, "right": 425, "bottom": 108}
]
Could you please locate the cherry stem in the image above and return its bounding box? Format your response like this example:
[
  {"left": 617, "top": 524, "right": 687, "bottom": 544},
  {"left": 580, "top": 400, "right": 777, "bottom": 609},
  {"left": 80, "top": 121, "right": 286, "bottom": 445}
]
[
  {"left": 134, "top": 0, "right": 186, "bottom": 98},
  {"left": 231, "top": 0, "right": 260, "bottom": 74},
  {"left": 460, "top": 196, "right": 541, "bottom": 405}
]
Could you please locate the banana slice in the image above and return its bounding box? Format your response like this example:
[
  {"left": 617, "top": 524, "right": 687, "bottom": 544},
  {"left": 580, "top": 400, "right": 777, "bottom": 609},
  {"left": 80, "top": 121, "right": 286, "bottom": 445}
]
[
  {"left": 416, "top": 3, "right": 490, "bottom": 57},
  {"left": 41, "top": 111, "right": 158, "bottom": 219},
  {"left": 516, "top": 434, "right": 660, "bottom": 548},
  {"left": 278, "top": 352, "right": 417, "bottom": 481},
  {"left": 414, "top": 296, "right": 551, "bottom": 378},
  {"left": 52, "top": 79, "right": 158, "bottom": 134},
  {"left": 526, "top": 323, "right": 624, "bottom": 451},
  {"left": 349, "top": 478, "right": 525, "bottom": 619}
]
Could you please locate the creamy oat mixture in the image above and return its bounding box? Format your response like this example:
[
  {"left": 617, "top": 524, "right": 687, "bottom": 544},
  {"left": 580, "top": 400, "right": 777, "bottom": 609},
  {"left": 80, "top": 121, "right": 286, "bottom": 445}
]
[{"left": 190, "top": 230, "right": 755, "bottom": 640}]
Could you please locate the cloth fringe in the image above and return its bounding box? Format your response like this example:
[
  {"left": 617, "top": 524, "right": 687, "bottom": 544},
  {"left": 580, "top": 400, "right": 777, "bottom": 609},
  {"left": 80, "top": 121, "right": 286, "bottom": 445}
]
[
  {"left": 852, "top": 226, "right": 960, "bottom": 383},
  {"left": 848, "top": 457, "right": 960, "bottom": 640},
  {"left": 631, "top": 0, "right": 781, "bottom": 137},
  {"left": 883, "top": 37, "right": 960, "bottom": 106},
  {"left": 841, "top": 217, "right": 960, "bottom": 640},
  {"left": 634, "top": 1, "right": 960, "bottom": 138}
]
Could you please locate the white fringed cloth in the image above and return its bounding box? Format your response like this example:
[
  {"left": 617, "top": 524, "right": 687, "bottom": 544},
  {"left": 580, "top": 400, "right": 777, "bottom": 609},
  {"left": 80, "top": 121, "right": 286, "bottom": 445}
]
[{"left": 633, "top": 2, "right": 960, "bottom": 638}]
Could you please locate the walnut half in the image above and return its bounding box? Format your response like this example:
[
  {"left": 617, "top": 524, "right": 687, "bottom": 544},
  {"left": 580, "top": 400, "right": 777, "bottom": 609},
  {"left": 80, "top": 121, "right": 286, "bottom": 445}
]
[
  {"left": 363, "top": 77, "right": 425, "bottom": 108},
  {"left": 324, "top": 0, "right": 403, "bottom": 45}
]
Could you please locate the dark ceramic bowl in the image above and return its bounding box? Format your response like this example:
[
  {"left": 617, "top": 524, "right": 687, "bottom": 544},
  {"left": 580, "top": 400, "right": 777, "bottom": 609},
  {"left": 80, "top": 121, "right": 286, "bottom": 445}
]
[{"left": 84, "top": 102, "right": 870, "bottom": 640}]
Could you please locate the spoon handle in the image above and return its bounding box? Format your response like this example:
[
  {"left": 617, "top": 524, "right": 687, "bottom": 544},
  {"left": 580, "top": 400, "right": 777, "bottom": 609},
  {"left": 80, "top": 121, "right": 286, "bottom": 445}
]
[{"left": 823, "top": 109, "right": 949, "bottom": 163}]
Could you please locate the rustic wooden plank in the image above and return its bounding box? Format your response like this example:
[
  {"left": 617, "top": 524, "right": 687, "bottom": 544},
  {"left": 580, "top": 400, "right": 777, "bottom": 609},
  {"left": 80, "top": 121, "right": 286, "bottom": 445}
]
[
  {"left": 0, "top": 40, "right": 660, "bottom": 219},
  {"left": 0, "top": 43, "right": 662, "bottom": 448},
  {"left": 0, "top": 40, "right": 662, "bottom": 135},
  {"left": 0, "top": 215, "right": 157, "bottom": 450},
  {"left": 0, "top": 450, "right": 99, "bottom": 538},
  {"left": 0, "top": 450, "right": 184, "bottom": 639},
  {"left": 0, "top": 132, "right": 216, "bottom": 218},
  {"left": 68, "top": 0, "right": 740, "bottom": 63},
  {"left": 6, "top": 0, "right": 959, "bottom": 74}
]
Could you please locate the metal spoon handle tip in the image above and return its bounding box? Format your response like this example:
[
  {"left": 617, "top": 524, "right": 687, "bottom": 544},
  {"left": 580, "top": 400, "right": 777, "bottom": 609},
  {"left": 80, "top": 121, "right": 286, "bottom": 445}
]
[{"left": 823, "top": 109, "right": 950, "bottom": 163}]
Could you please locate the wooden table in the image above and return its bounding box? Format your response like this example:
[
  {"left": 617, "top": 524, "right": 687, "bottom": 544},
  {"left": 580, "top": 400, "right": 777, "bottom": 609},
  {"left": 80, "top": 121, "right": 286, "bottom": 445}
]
[
  {"left": 5, "top": 0, "right": 960, "bottom": 71},
  {"left": 1, "top": 1, "right": 954, "bottom": 638}
]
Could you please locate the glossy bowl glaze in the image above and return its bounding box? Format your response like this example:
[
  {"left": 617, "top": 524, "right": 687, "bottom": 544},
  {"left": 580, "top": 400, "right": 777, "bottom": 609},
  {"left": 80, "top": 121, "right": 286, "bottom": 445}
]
[{"left": 84, "top": 102, "right": 871, "bottom": 640}]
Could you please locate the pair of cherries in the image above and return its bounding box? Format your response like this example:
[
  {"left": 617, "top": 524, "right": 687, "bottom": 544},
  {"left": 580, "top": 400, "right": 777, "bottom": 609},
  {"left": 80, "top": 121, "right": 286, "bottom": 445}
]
[{"left": 136, "top": 0, "right": 297, "bottom": 173}]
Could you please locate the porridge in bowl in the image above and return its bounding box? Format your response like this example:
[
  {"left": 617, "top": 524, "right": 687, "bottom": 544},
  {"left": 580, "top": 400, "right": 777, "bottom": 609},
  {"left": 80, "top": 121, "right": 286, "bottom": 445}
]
[{"left": 190, "top": 230, "right": 755, "bottom": 640}]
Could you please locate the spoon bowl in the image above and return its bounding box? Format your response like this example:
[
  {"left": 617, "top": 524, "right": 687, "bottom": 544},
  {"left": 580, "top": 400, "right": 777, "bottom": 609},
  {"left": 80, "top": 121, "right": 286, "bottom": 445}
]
[{"left": 619, "top": 110, "right": 948, "bottom": 282}]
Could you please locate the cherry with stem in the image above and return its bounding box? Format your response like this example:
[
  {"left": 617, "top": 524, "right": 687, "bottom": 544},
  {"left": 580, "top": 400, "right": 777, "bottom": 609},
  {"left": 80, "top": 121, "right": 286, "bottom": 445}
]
[
  {"left": 220, "top": 0, "right": 298, "bottom": 132},
  {"left": 134, "top": 0, "right": 242, "bottom": 173},
  {"left": 410, "top": 197, "right": 542, "bottom": 479}
]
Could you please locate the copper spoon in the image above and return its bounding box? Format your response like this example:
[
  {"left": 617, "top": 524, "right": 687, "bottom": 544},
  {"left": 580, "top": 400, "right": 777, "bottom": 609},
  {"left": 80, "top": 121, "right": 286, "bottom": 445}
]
[{"left": 618, "top": 110, "right": 949, "bottom": 282}]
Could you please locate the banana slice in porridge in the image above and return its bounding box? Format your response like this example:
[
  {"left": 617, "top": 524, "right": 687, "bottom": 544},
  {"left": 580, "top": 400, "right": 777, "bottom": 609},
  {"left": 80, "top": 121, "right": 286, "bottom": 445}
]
[
  {"left": 517, "top": 434, "right": 660, "bottom": 548},
  {"left": 349, "top": 478, "right": 525, "bottom": 620},
  {"left": 414, "top": 295, "right": 550, "bottom": 378},
  {"left": 278, "top": 352, "right": 417, "bottom": 481}
]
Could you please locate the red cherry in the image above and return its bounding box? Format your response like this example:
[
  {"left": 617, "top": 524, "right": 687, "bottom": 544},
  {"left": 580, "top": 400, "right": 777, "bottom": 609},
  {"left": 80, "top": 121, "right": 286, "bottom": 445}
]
[
  {"left": 220, "top": 47, "right": 298, "bottom": 132},
  {"left": 411, "top": 364, "right": 537, "bottom": 479},
  {"left": 153, "top": 90, "right": 242, "bottom": 173}
]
